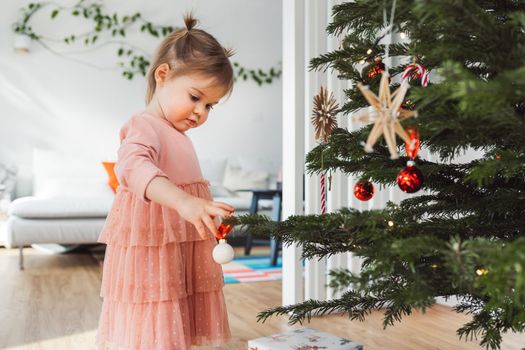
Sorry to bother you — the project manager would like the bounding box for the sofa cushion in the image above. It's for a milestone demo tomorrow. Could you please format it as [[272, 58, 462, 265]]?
[[212, 195, 273, 211], [9, 196, 113, 219], [0, 165, 6, 184], [200, 158, 227, 184], [235, 156, 279, 174], [209, 182, 237, 198], [32, 147, 111, 197], [102, 161, 119, 193], [0, 161, 17, 199], [222, 162, 269, 191]]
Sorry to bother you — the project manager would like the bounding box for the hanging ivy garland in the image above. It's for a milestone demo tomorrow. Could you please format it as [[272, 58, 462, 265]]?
[[12, 1, 282, 85]]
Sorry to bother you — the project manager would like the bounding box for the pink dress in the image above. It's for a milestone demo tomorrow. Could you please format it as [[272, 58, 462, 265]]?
[[95, 111, 231, 349]]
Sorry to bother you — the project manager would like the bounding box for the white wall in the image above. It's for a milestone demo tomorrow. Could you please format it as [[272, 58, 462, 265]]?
[[0, 0, 282, 197]]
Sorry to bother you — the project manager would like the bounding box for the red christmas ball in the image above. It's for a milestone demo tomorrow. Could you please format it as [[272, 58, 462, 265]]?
[[397, 164, 424, 193], [367, 57, 385, 78], [215, 213, 236, 240], [216, 222, 233, 240], [368, 64, 385, 78], [354, 180, 375, 201]]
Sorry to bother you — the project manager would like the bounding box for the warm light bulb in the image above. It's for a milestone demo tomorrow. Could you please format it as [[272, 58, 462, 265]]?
[[476, 268, 488, 276], [387, 220, 394, 227], [359, 59, 365, 65], [366, 48, 373, 55], [400, 32, 407, 39]]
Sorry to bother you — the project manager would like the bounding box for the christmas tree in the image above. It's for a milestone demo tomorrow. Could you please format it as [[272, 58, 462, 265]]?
[[226, 1, 525, 349]]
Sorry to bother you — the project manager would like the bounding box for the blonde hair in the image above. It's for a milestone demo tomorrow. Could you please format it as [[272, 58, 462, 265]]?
[[145, 13, 235, 104]]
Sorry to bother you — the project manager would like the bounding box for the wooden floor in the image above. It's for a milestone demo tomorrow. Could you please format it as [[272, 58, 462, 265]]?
[[0, 245, 523, 350]]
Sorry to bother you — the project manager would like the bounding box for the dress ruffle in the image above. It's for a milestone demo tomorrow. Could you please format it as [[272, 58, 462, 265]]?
[[97, 179, 212, 246], [96, 289, 231, 350], [96, 177, 232, 348], [100, 238, 225, 303]]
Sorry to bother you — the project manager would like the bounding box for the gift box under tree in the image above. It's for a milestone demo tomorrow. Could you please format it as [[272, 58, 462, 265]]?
[[248, 327, 363, 350]]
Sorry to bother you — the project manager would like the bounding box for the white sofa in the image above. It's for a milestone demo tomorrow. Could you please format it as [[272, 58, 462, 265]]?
[[6, 148, 279, 270]]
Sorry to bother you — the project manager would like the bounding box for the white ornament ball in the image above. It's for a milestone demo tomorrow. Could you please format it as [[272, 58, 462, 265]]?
[[213, 239, 234, 264]]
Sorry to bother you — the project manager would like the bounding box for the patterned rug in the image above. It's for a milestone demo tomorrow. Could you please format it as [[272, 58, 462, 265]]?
[[88, 245, 284, 284], [221, 255, 282, 283]]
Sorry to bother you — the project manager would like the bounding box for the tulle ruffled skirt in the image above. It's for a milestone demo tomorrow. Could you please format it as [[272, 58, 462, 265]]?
[[96, 288, 230, 349], [95, 182, 231, 349]]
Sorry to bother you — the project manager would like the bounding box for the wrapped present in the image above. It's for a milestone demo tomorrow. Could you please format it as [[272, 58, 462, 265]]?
[[248, 327, 363, 350]]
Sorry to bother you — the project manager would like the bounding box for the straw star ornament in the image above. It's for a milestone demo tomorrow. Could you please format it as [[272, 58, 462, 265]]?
[[354, 72, 418, 159], [311, 86, 339, 144]]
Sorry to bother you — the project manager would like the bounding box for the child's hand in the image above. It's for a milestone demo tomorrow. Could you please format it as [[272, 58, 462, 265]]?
[[176, 194, 235, 239]]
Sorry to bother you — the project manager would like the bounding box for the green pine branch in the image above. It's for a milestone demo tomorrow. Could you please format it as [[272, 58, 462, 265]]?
[[231, 1, 525, 348]]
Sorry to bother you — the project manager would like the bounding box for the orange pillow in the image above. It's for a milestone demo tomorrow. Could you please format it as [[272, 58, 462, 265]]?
[[102, 161, 119, 193]]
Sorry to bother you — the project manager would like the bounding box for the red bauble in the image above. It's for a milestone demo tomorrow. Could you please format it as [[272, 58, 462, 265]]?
[[216, 222, 233, 240], [405, 126, 420, 159], [215, 213, 236, 240], [367, 57, 385, 78], [354, 180, 375, 201], [397, 163, 423, 193]]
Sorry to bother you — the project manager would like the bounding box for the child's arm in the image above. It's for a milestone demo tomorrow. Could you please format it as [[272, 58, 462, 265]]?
[[145, 176, 234, 239], [114, 115, 234, 238]]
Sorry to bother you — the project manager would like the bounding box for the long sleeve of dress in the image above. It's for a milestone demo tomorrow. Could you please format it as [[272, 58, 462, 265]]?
[[114, 115, 169, 203]]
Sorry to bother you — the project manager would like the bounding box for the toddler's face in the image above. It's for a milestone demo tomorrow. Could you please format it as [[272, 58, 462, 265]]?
[[156, 70, 226, 133]]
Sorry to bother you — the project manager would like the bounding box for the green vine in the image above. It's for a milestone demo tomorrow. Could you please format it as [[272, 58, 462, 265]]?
[[12, 1, 282, 85]]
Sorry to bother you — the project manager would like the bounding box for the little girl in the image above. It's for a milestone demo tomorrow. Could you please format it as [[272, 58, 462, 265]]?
[[95, 13, 236, 350]]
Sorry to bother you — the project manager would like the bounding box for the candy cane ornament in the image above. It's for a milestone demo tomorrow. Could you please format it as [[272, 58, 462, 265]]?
[[401, 62, 430, 87], [320, 173, 326, 213]]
